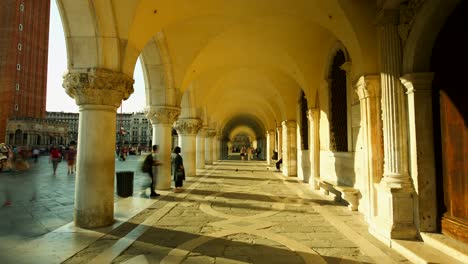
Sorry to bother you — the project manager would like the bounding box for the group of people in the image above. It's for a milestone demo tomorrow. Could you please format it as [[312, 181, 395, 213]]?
[[0, 144, 34, 172], [144, 145, 185, 197], [49, 143, 77, 176], [238, 146, 261, 161]]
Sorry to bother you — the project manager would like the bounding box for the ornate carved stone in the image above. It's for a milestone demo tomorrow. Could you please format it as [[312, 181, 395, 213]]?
[[355, 75, 381, 100], [62, 68, 134, 108], [197, 126, 208, 137], [206, 129, 217, 138], [144, 106, 181, 125], [398, 0, 426, 43], [174, 119, 202, 135]]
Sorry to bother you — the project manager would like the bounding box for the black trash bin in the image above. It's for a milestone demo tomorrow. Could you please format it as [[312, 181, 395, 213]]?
[[116, 171, 134, 197]]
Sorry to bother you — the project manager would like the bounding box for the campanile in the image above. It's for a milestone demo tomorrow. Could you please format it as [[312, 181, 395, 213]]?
[[0, 0, 50, 142]]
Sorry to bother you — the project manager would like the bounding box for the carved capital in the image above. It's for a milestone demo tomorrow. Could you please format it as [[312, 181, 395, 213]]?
[[307, 108, 319, 121], [197, 126, 208, 137], [206, 129, 217, 138], [281, 120, 296, 129], [174, 118, 202, 135], [144, 106, 180, 125], [400, 73, 434, 94], [355, 75, 381, 100], [62, 68, 134, 108], [376, 9, 400, 26]]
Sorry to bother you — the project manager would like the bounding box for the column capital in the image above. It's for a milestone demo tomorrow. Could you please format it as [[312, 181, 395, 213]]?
[[281, 120, 296, 128], [340, 61, 352, 73], [355, 75, 381, 100], [307, 108, 320, 120], [174, 118, 202, 135], [206, 129, 217, 138], [400, 72, 434, 94], [376, 9, 400, 26], [197, 126, 208, 137], [62, 68, 134, 108], [144, 106, 180, 125]]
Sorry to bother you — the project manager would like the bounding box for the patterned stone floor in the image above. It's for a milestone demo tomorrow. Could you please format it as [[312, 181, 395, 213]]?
[[60, 160, 410, 264]]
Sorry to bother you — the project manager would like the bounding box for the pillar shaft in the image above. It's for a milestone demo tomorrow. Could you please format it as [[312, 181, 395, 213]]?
[[401, 73, 437, 232], [307, 109, 320, 189], [63, 68, 134, 228], [266, 130, 274, 165], [146, 106, 180, 189], [276, 125, 282, 159], [356, 75, 383, 220], [75, 105, 116, 227], [196, 128, 207, 169], [379, 10, 410, 187], [205, 130, 216, 165], [282, 120, 297, 176], [371, 10, 417, 241], [174, 119, 202, 177]]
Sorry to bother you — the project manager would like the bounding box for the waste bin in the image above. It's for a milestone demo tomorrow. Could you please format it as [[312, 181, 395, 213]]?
[[116, 171, 134, 197]]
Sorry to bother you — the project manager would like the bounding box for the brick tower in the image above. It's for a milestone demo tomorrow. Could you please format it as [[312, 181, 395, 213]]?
[[0, 0, 50, 142]]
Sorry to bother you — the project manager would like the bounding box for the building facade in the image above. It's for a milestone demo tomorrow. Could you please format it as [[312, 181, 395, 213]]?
[[5, 117, 67, 147], [0, 0, 50, 142], [46, 111, 152, 149]]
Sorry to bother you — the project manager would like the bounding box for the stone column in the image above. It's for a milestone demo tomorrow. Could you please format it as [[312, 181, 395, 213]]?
[[266, 130, 275, 165], [145, 106, 180, 189], [281, 120, 297, 176], [276, 125, 282, 159], [174, 118, 202, 177], [205, 130, 216, 165], [355, 75, 383, 221], [213, 135, 219, 162], [373, 10, 417, 240], [401, 73, 437, 232], [63, 68, 134, 228], [307, 109, 320, 190], [196, 127, 207, 169]]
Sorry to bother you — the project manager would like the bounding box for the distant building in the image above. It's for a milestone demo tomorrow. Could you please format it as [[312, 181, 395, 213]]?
[[46, 112, 79, 142], [127, 112, 152, 147], [0, 0, 51, 142], [5, 117, 68, 147], [46, 111, 152, 148]]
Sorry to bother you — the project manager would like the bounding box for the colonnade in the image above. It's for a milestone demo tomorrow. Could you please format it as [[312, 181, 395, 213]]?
[[62, 18, 425, 245]]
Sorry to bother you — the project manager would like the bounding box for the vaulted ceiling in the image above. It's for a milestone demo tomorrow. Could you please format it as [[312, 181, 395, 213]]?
[[58, 0, 378, 139]]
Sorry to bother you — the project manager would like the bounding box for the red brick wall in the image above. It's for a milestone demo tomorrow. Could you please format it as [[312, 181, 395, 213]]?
[[0, 0, 50, 142]]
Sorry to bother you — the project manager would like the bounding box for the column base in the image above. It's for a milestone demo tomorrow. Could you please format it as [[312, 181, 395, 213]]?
[[74, 207, 114, 228], [370, 182, 418, 243], [156, 177, 172, 190]]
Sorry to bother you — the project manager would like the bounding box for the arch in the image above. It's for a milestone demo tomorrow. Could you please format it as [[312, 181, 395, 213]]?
[[328, 49, 349, 152], [403, 0, 462, 73]]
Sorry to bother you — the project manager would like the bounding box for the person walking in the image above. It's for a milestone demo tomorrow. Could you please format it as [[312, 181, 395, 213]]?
[[32, 148, 40, 163], [66, 143, 77, 175], [149, 145, 161, 197], [49, 145, 61, 176], [171, 146, 185, 193]]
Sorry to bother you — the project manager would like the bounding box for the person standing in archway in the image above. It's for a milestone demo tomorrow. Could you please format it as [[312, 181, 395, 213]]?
[[171, 146, 185, 193], [149, 145, 161, 197]]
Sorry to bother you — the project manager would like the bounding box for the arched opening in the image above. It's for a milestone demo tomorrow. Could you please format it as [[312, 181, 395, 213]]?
[[329, 50, 348, 152], [14, 129, 22, 146], [431, 0, 467, 242]]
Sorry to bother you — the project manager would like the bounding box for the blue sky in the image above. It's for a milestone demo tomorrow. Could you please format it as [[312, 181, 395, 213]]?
[[46, 1, 146, 113]]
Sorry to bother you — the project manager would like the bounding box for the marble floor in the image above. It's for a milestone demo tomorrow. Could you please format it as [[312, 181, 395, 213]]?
[[0, 157, 464, 263]]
